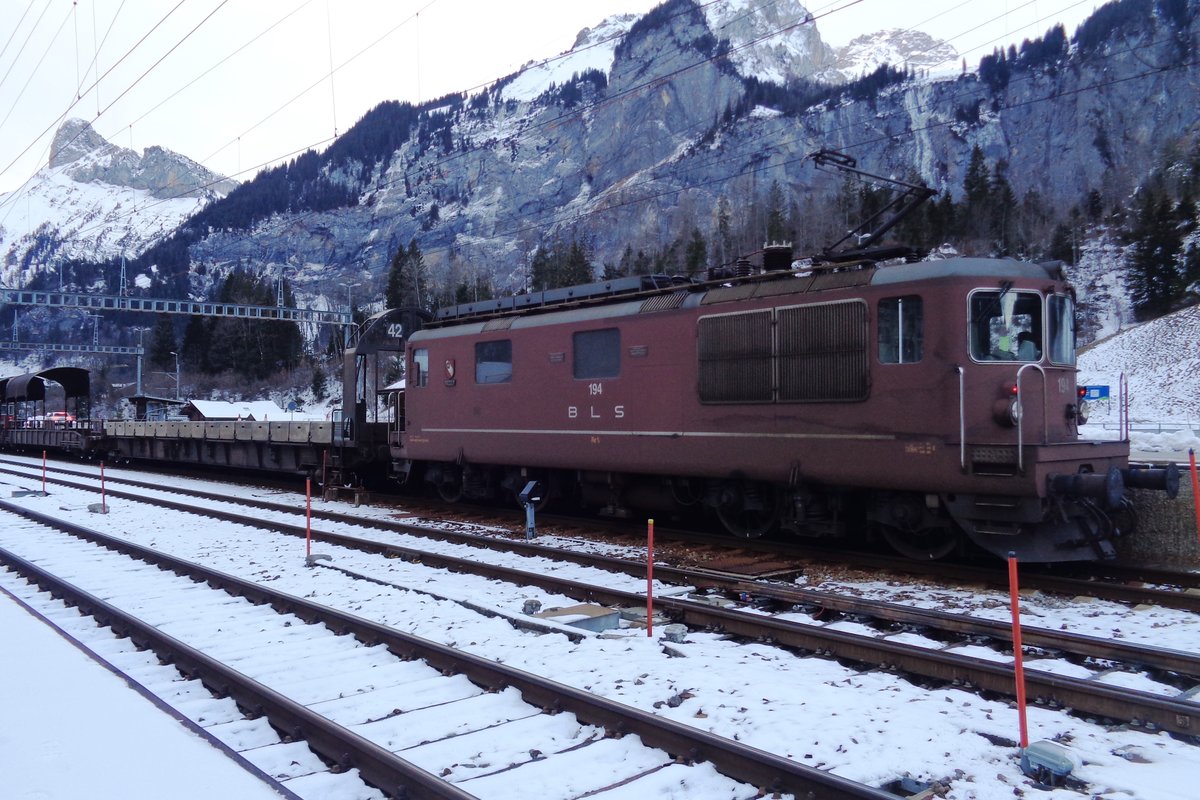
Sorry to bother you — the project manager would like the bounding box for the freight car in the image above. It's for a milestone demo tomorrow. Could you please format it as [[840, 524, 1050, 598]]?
[[361, 251, 1177, 562]]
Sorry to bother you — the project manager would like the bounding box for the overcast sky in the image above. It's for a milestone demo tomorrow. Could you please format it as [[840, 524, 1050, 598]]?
[[0, 0, 1103, 195]]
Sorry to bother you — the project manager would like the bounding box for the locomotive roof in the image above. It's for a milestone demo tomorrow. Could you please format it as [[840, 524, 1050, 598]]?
[[411, 257, 1067, 341], [871, 257, 1065, 284]]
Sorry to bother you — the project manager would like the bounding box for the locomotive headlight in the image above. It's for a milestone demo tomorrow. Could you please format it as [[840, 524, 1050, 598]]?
[[992, 396, 1023, 427], [1076, 399, 1090, 424]]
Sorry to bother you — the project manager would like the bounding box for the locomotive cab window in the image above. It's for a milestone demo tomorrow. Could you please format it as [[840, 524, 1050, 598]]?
[[475, 340, 513, 384], [411, 348, 429, 388], [573, 328, 620, 379], [1047, 294, 1076, 366], [969, 290, 1043, 362], [878, 296, 923, 364]]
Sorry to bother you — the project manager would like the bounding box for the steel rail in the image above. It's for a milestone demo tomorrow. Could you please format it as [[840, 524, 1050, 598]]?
[[4, 488, 1197, 739], [9, 458, 1200, 608], [0, 500, 896, 800], [0, 546, 479, 800], [6, 462, 1200, 679]]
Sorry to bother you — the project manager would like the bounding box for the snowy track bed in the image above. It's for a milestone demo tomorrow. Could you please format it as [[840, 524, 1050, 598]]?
[[0, 504, 885, 800], [2, 460, 1200, 798]]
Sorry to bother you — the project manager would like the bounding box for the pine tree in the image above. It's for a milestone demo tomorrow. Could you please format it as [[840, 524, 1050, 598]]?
[[765, 181, 788, 243], [1048, 223, 1075, 265], [989, 160, 1017, 254], [962, 145, 993, 244], [562, 239, 593, 286], [147, 316, 177, 373], [714, 195, 733, 267], [1125, 190, 1184, 320], [385, 239, 425, 309], [529, 242, 556, 291], [684, 227, 707, 276]]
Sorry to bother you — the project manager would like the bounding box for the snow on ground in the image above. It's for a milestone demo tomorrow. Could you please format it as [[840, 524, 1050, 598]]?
[[1078, 303, 1200, 459], [0, 588, 288, 800], [2, 461, 1199, 799]]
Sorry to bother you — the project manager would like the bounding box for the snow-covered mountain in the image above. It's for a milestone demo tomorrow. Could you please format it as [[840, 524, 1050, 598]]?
[[702, 0, 835, 84], [500, 15, 640, 103], [0, 119, 235, 288], [819, 28, 960, 82]]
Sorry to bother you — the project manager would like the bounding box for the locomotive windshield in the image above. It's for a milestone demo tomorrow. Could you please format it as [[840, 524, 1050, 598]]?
[[969, 289, 1043, 362]]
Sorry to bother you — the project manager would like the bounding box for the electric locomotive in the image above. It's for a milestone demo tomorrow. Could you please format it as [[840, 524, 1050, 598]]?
[[348, 250, 1176, 563]]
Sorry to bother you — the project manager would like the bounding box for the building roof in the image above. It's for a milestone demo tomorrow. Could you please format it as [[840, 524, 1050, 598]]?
[[184, 400, 284, 420]]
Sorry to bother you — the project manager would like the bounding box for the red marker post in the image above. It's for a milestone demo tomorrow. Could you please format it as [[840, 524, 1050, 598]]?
[[100, 461, 107, 513], [1008, 552, 1030, 749], [42, 450, 47, 494], [306, 477, 313, 558], [646, 519, 655, 637]]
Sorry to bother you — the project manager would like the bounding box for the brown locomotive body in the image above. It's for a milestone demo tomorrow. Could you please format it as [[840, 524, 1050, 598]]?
[[372, 256, 1176, 562]]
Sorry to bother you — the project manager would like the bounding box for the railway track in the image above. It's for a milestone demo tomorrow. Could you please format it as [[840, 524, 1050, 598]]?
[[0, 504, 889, 800], [3, 456, 1198, 741], [6, 455, 1200, 610]]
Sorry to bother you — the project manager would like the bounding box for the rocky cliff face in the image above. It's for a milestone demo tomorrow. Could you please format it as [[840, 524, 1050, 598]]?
[[702, 0, 835, 84], [12, 1, 1199, 324], [205, 0, 1190, 305]]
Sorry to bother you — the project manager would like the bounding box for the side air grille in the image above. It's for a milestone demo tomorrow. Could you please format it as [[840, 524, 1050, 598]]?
[[777, 301, 868, 402], [698, 310, 773, 403]]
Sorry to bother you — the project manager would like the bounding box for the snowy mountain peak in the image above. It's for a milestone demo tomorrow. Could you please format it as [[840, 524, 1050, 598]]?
[[0, 120, 238, 286], [571, 13, 640, 51], [820, 28, 960, 83], [47, 118, 237, 200], [49, 118, 116, 168], [702, 0, 835, 84]]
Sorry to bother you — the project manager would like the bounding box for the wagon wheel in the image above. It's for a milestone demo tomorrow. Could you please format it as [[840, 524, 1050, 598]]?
[[715, 481, 781, 539], [880, 525, 958, 560]]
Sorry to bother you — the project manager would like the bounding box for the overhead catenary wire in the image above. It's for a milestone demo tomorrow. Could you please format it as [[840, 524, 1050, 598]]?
[[2, 0, 1170, 291], [0, 0, 190, 192], [0, 0, 53, 96], [0, 1, 74, 134], [21, 0, 1159, 271]]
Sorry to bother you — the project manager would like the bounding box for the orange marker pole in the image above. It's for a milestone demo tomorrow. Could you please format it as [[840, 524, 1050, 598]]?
[[1008, 552, 1030, 749], [646, 518, 655, 637], [306, 477, 312, 558], [1190, 449, 1199, 547], [42, 450, 47, 494]]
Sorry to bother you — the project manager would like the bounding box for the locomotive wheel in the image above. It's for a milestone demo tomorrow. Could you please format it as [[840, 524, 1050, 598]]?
[[880, 525, 958, 560], [435, 468, 464, 503], [715, 481, 781, 539]]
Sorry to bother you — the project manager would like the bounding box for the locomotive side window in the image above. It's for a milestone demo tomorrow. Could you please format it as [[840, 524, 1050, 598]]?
[[412, 349, 429, 388], [1047, 294, 1076, 366], [573, 328, 620, 379], [878, 296, 923, 364], [969, 290, 1043, 361], [475, 339, 513, 384]]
